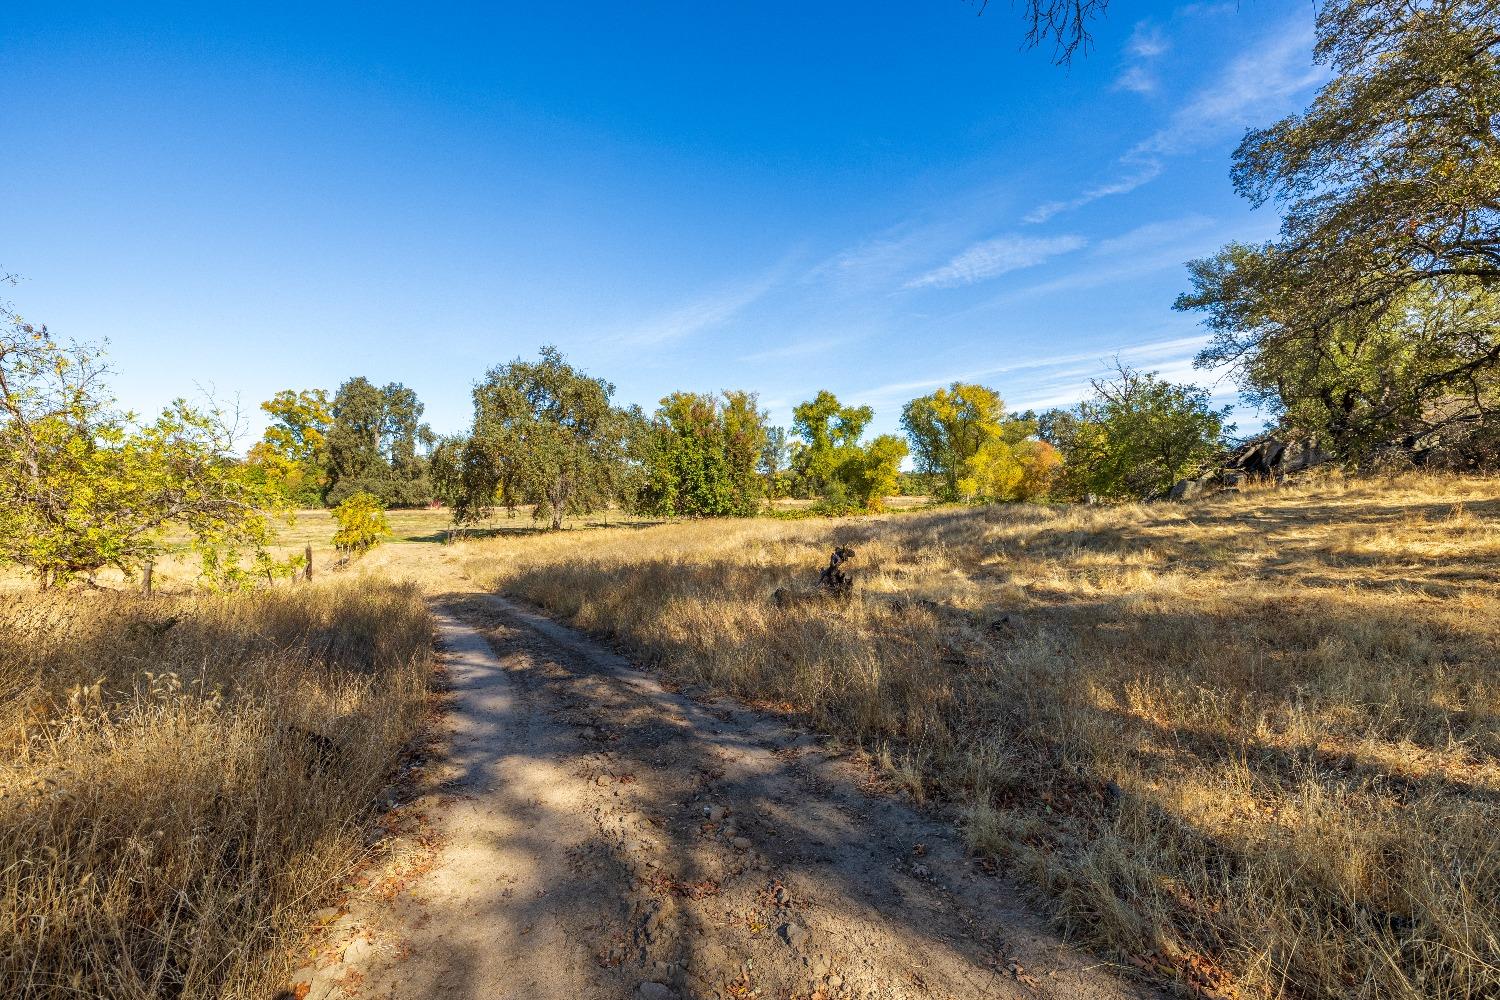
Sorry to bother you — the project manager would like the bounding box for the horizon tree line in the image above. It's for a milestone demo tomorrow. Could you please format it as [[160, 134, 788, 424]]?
[[242, 343, 1236, 529]]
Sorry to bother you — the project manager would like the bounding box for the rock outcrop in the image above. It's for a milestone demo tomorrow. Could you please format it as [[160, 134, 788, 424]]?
[[1166, 433, 1332, 501]]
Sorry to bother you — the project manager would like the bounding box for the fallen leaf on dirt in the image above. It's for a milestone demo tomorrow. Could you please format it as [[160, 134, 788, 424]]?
[[1007, 960, 1041, 988]]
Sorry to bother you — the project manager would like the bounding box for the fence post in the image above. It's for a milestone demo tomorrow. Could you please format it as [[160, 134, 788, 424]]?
[[304, 544, 313, 583], [141, 560, 154, 598]]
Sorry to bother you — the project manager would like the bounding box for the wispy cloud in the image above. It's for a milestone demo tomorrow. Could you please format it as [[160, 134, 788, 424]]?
[[1128, 22, 1171, 59], [1114, 65, 1159, 95], [1133, 20, 1325, 159], [848, 334, 1212, 410], [1024, 165, 1163, 224], [1029, 15, 1325, 223], [612, 264, 785, 347], [1092, 213, 1215, 256], [1114, 21, 1171, 94], [996, 215, 1220, 303], [904, 234, 1086, 289], [738, 334, 860, 363]]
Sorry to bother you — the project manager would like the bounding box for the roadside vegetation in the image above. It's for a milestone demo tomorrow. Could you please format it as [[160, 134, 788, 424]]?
[[0, 579, 434, 999], [463, 472, 1499, 1000]]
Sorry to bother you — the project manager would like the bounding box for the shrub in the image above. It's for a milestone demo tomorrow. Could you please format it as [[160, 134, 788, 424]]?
[[331, 490, 390, 556]]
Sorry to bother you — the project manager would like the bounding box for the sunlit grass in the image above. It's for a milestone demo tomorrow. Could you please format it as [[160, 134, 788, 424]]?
[[0, 579, 434, 999], [454, 470, 1500, 1000]]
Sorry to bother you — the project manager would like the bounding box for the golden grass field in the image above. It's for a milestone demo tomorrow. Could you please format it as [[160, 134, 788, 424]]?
[[2, 474, 1496, 999], [0, 580, 433, 999], [452, 473, 1500, 1000]]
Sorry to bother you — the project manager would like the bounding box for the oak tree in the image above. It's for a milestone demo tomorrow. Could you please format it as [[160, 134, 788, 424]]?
[[463, 347, 635, 530], [1179, 0, 1500, 462]]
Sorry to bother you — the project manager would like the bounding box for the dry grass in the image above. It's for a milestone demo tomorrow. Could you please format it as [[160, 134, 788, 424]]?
[[0, 504, 654, 596], [0, 578, 434, 999], [458, 472, 1500, 1000]]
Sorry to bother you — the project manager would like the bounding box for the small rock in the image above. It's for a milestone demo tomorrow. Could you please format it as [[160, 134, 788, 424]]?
[[637, 982, 675, 1000], [313, 907, 339, 923], [707, 805, 727, 823], [774, 886, 790, 905], [731, 837, 752, 851], [912, 864, 931, 878], [341, 936, 375, 964], [779, 922, 810, 951], [597, 775, 611, 786]]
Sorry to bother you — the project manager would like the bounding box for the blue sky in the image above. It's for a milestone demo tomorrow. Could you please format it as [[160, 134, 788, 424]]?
[[2, 1, 1326, 444]]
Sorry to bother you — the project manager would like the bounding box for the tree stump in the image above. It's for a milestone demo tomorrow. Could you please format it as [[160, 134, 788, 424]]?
[[818, 546, 856, 598]]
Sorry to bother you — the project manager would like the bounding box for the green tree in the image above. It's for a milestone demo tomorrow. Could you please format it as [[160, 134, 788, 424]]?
[[636, 391, 770, 517], [0, 303, 291, 588], [428, 433, 488, 527], [1040, 364, 1231, 501], [789, 391, 907, 511], [248, 388, 331, 506], [330, 490, 390, 556], [324, 377, 432, 506], [790, 391, 874, 498], [1177, 0, 1500, 461], [460, 346, 634, 530]]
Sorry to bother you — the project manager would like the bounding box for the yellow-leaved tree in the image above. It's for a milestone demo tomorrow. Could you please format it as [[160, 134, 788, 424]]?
[[247, 388, 332, 506], [331, 491, 391, 556], [902, 383, 1059, 503], [0, 294, 295, 589]]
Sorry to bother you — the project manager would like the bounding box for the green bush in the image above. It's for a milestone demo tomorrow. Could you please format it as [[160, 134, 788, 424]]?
[[331, 491, 390, 556]]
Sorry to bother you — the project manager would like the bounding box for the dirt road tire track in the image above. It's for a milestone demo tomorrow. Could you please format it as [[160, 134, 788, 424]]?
[[306, 596, 1156, 1000]]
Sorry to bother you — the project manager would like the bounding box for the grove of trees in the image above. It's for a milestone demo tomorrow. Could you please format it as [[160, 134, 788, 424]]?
[[1039, 365, 1232, 501], [635, 391, 770, 518], [902, 383, 1059, 503], [788, 391, 909, 512]]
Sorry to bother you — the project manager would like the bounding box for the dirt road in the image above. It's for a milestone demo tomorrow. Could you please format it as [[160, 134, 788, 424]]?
[[295, 595, 1154, 1000]]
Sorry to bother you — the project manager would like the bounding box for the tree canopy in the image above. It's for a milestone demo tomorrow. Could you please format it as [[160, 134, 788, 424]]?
[[635, 390, 770, 517], [1179, 0, 1500, 463], [456, 346, 636, 530], [323, 377, 432, 506], [790, 390, 907, 511], [1040, 364, 1232, 501], [0, 301, 290, 588], [901, 382, 1058, 502], [248, 388, 331, 506]]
